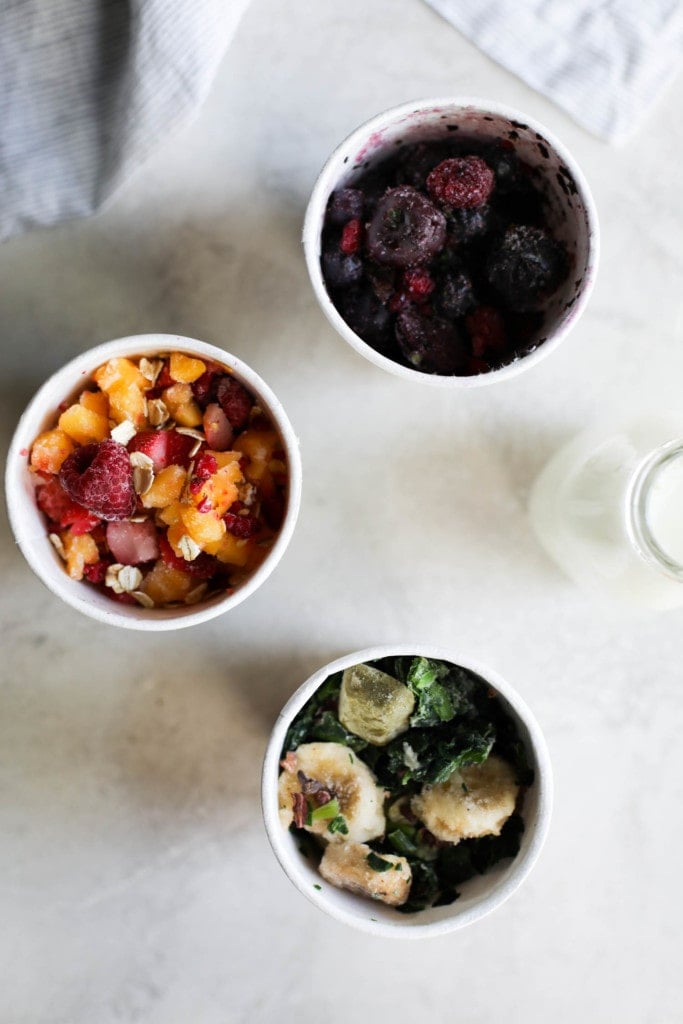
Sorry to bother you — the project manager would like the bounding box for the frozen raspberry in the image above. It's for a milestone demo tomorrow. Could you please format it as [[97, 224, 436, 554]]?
[[191, 366, 220, 407], [59, 441, 136, 521], [224, 511, 260, 538], [83, 560, 111, 584], [403, 269, 435, 302], [216, 375, 253, 430], [340, 219, 362, 255], [427, 157, 494, 209], [365, 186, 446, 268], [158, 535, 217, 579], [327, 188, 364, 225], [465, 306, 507, 355], [395, 308, 467, 374], [194, 452, 218, 479], [486, 225, 568, 310]]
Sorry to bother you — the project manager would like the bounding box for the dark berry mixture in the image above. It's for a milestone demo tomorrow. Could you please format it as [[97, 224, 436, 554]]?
[[321, 138, 569, 376]]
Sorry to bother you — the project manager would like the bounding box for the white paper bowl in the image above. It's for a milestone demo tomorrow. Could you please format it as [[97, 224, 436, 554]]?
[[5, 334, 302, 630], [303, 97, 599, 387], [262, 644, 552, 938]]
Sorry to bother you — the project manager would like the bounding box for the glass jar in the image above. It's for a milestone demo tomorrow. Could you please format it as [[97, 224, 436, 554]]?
[[529, 413, 683, 609]]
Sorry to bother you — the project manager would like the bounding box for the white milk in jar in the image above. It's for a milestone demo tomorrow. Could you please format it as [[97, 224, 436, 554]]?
[[529, 414, 683, 609]]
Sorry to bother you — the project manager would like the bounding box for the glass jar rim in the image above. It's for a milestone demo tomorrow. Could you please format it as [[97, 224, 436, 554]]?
[[627, 438, 683, 582]]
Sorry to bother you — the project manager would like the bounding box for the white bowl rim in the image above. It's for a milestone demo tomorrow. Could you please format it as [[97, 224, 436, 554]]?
[[303, 95, 600, 389], [5, 333, 303, 631], [262, 642, 553, 938]]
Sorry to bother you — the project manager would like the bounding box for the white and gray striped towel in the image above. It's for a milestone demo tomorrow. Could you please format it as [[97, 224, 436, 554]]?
[[1, 0, 682, 240], [0, 0, 250, 241], [425, 0, 683, 142]]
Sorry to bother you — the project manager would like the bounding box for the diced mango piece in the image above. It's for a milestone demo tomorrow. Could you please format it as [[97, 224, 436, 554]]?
[[58, 403, 110, 444], [139, 560, 195, 604], [233, 429, 279, 483], [180, 506, 226, 549], [212, 450, 241, 468], [158, 501, 184, 527], [162, 384, 202, 427], [93, 357, 147, 393], [195, 461, 243, 517], [141, 465, 187, 508], [169, 353, 206, 384], [62, 530, 99, 580], [30, 429, 75, 474], [79, 390, 109, 416], [107, 379, 147, 427], [214, 532, 251, 566]]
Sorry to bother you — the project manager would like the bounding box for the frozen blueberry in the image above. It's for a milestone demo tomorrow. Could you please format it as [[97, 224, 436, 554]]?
[[365, 186, 447, 268], [395, 142, 451, 189], [322, 248, 363, 289], [395, 308, 467, 374], [449, 206, 496, 244], [327, 188, 365, 226], [486, 225, 568, 310], [337, 286, 393, 349], [436, 269, 476, 318]]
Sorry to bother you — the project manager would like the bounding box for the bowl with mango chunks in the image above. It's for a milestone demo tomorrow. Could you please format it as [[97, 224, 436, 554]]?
[[262, 645, 552, 936]]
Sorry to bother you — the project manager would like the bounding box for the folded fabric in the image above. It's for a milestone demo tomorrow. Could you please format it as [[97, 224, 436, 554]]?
[[0, 0, 250, 241], [424, 0, 683, 141]]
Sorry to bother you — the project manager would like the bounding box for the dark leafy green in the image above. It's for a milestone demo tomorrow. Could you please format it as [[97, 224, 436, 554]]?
[[282, 655, 534, 914]]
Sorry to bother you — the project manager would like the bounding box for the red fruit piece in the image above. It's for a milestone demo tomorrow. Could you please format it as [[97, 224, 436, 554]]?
[[127, 430, 196, 472], [194, 452, 218, 479], [340, 218, 362, 255], [59, 441, 136, 521], [191, 362, 222, 408], [158, 535, 218, 579], [223, 511, 260, 539], [403, 269, 435, 302], [106, 520, 160, 565], [83, 559, 112, 584], [216, 376, 253, 430], [465, 306, 506, 355], [203, 403, 234, 451], [427, 157, 495, 209], [36, 479, 101, 534]]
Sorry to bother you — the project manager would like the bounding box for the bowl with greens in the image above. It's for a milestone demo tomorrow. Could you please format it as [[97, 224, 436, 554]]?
[[262, 645, 552, 937]]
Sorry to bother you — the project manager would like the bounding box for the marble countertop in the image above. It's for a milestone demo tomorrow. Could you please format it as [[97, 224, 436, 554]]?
[[2, 2, 682, 1021]]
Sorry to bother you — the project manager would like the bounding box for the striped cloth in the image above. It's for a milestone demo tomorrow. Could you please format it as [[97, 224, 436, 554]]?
[[425, 0, 683, 142], [0, 0, 249, 240]]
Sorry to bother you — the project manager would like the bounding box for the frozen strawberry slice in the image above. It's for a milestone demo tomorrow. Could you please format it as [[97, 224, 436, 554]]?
[[106, 520, 160, 565], [127, 430, 196, 472], [158, 535, 218, 579], [37, 479, 100, 534], [203, 403, 234, 451]]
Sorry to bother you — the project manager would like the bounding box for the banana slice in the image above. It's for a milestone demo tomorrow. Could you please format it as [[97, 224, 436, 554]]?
[[319, 841, 412, 907], [278, 742, 386, 843], [411, 755, 519, 843]]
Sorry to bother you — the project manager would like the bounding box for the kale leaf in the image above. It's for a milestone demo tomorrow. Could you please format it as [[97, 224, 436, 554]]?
[[381, 721, 496, 788]]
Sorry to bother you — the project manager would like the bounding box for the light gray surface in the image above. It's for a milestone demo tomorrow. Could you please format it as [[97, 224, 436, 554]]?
[[1, 1, 682, 1021]]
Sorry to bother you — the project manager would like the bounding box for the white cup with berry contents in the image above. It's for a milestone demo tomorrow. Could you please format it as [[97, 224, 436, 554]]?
[[304, 97, 599, 386], [6, 335, 302, 630]]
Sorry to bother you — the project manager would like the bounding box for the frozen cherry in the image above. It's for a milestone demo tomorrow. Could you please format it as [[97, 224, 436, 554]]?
[[486, 225, 568, 310], [365, 186, 446, 268], [395, 308, 467, 374]]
